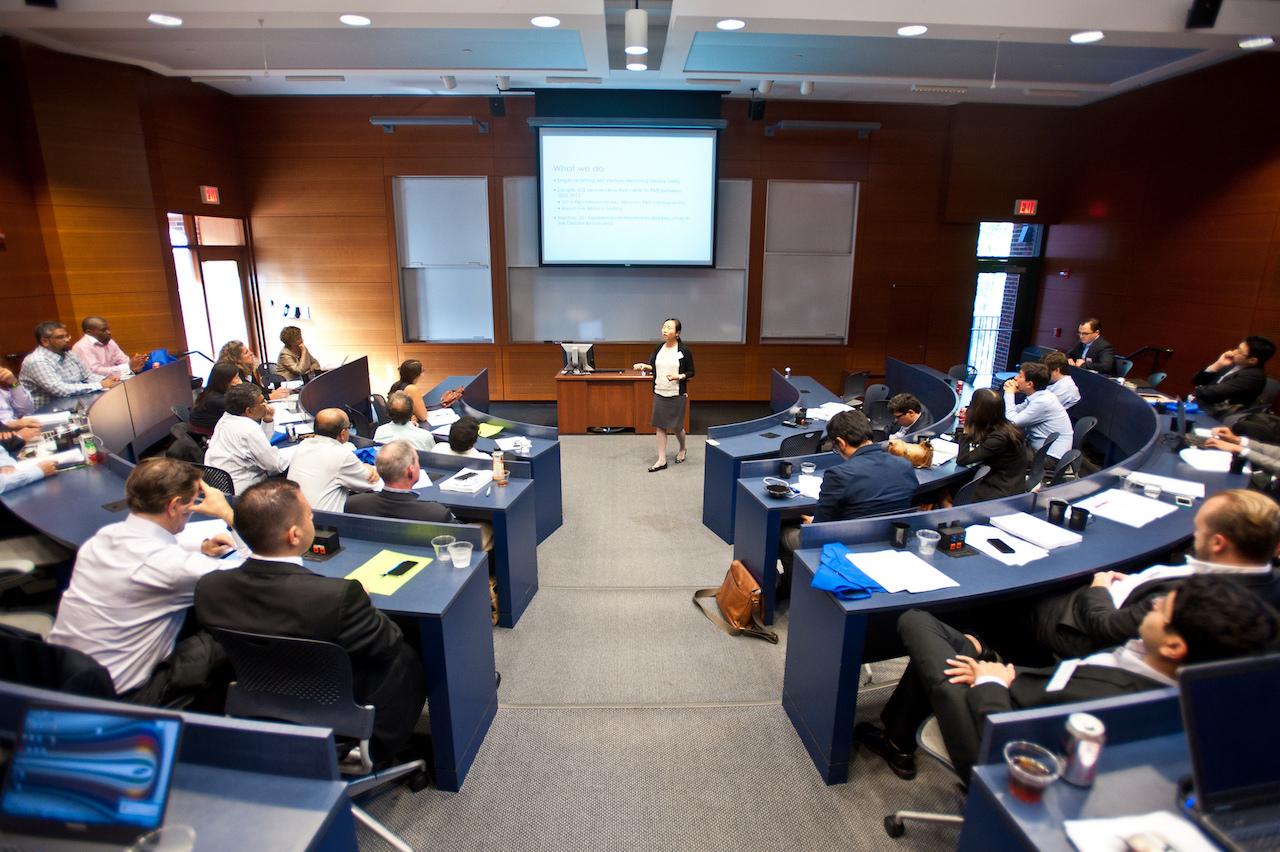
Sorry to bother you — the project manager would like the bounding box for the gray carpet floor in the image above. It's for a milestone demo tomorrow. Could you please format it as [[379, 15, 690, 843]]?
[[356, 434, 965, 851]]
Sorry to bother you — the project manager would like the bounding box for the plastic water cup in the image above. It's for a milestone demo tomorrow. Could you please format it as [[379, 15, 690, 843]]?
[[916, 529, 941, 556], [448, 541, 474, 567], [431, 535, 456, 561], [1003, 741, 1063, 803], [125, 825, 196, 852], [1143, 484, 1163, 500], [800, 462, 817, 476]]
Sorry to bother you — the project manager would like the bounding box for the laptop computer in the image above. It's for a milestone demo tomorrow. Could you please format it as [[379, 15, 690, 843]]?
[[1179, 652, 1280, 852], [0, 702, 184, 850]]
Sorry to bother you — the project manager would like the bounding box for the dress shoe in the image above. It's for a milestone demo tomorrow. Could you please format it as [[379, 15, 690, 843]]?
[[854, 722, 916, 780], [674, 451, 687, 464], [648, 463, 667, 472]]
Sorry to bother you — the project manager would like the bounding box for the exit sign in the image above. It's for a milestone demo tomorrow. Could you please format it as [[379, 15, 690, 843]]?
[[1015, 199, 1038, 216], [201, 185, 220, 205]]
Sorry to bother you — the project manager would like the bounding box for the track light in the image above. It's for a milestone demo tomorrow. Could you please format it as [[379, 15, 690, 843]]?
[[496, 75, 510, 91], [800, 80, 814, 95], [441, 75, 457, 90], [758, 80, 773, 95], [625, 3, 648, 56]]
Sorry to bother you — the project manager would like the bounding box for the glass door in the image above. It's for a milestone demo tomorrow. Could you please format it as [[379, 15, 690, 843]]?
[[167, 213, 256, 382], [967, 223, 1044, 383]]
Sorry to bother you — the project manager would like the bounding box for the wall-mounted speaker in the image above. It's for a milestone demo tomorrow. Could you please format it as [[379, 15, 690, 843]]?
[[748, 100, 765, 121], [489, 97, 506, 117], [1186, 0, 1222, 29]]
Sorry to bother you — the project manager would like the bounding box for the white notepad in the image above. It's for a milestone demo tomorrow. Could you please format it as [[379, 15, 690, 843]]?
[[989, 511, 1082, 550]]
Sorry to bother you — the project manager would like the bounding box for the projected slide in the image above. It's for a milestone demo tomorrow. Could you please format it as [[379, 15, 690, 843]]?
[[539, 127, 717, 266]]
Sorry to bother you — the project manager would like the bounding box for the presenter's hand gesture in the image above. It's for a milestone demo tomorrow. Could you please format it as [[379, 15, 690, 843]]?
[[632, 363, 649, 371]]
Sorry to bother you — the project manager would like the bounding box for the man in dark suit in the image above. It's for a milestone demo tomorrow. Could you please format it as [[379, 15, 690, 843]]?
[[1191, 334, 1274, 417], [856, 575, 1278, 783], [194, 478, 426, 763], [346, 440, 455, 523], [1066, 316, 1116, 374]]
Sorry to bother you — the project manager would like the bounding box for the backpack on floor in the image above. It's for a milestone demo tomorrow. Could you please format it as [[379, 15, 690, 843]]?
[[693, 560, 778, 644]]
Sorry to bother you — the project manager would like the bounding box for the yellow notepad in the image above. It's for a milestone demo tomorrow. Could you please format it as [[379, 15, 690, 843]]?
[[477, 422, 504, 438], [345, 549, 430, 596]]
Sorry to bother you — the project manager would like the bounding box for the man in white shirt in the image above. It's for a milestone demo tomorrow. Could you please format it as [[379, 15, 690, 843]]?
[[70, 316, 147, 378], [47, 458, 245, 704], [0, 444, 57, 495], [430, 415, 489, 460], [1039, 351, 1081, 411], [372, 391, 435, 451], [204, 382, 288, 494], [287, 408, 378, 512], [1003, 361, 1074, 462], [18, 321, 118, 408]]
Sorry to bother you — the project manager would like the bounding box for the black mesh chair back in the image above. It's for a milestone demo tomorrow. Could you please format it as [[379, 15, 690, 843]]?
[[1113, 357, 1133, 378], [841, 370, 870, 404], [864, 383, 890, 403], [1049, 449, 1083, 486], [1072, 416, 1098, 450], [1024, 432, 1059, 492], [191, 463, 234, 495], [952, 465, 991, 507], [171, 404, 192, 423], [1255, 377, 1280, 409], [947, 364, 978, 384], [1146, 372, 1167, 389], [779, 431, 823, 457], [863, 400, 897, 441], [370, 394, 389, 426], [343, 405, 373, 439], [211, 628, 375, 743]]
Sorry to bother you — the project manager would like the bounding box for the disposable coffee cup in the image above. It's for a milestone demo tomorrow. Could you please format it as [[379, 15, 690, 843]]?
[[890, 521, 911, 549], [1068, 507, 1090, 532], [779, 460, 793, 478], [1047, 500, 1068, 525]]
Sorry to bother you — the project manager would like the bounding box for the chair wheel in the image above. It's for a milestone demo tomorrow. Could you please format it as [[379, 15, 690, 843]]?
[[405, 768, 432, 793], [884, 815, 906, 838]]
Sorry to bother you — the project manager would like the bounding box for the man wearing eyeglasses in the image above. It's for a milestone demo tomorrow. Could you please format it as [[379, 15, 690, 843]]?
[[887, 393, 928, 439], [1066, 317, 1116, 375]]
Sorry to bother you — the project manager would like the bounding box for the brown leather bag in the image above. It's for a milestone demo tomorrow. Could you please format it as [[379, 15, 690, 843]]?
[[433, 387, 465, 409], [693, 560, 779, 643], [887, 437, 934, 469]]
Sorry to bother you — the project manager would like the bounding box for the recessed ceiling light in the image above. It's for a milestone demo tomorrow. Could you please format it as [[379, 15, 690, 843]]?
[[625, 46, 648, 55], [897, 25, 927, 37], [147, 13, 183, 26], [1240, 35, 1275, 49], [1070, 30, 1105, 44], [339, 14, 370, 26], [626, 61, 647, 71], [716, 19, 745, 31], [531, 15, 560, 28]]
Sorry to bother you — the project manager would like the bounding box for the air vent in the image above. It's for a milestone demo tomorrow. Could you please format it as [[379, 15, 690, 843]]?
[[912, 84, 968, 94], [286, 75, 345, 83], [1024, 88, 1081, 98], [686, 78, 740, 86], [189, 76, 253, 84], [546, 77, 603, 84]]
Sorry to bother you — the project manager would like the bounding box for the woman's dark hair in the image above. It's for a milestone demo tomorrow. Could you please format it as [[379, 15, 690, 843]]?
[[390, 359, 423, 395], [665, 317, 682, 337], [193, 363, 241, 412], [964, 387, 1025, 450]]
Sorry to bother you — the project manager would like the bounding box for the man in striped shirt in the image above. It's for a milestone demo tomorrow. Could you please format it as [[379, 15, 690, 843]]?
[[18, 321, 118, 408]]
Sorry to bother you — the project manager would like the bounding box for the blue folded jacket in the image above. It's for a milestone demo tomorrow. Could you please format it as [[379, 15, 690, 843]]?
[[810, 542, 888, 600]]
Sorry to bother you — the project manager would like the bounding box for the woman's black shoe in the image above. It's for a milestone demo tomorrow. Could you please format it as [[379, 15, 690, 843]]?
[[648, 463, 668, 472]]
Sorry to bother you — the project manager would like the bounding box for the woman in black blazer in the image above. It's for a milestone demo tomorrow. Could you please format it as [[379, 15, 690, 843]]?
[[632, 318, 695, 472], [956, 387, 1027, 500]]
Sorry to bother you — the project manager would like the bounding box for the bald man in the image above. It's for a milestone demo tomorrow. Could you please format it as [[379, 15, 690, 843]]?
[[286, 408, 379, 512]]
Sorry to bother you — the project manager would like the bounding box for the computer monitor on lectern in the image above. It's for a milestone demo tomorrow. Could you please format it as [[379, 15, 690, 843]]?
[[560, 342, 596, 375]]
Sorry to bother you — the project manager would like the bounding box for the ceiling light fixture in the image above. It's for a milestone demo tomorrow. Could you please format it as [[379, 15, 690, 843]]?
[[897, 25, 927, 37], [626, 61, 648, 71], [625, 2, 648, 55], [147, 13, 183, 26], [1239, 35, 1275, 49], [530, 15, 560, 28], [339, 14, 370, 26], [441, 75, 457, 89], [286, 75, 345, 82], [758, 80, 773, 95], [496, 75, 511, 91], [1069, 30, 1105, 44], [716, 19, 745, 31], [800, 81, 814, 95]]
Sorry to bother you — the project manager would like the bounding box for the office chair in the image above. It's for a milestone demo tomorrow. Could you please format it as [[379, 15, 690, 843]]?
[[1113, 357, 1133, 379], [1253, 377, 1280, 410], [884, 716, 965, 838], [1024, 432, 1059, 492], [190, 463, 234, 496], [171, 404, 192, 423], [370, 393, 389, 426], [0, 624, 116, 698], [864, 383, 890, 404], [1048, 449, 1083, 486], [1146, 372, 1167, 390], [344, 405, 373, 439], [863, 400, 897, 441], [1071, 416, 1097, 451], [779, 431, 823, 457], [212, 629, 427, 852], [947, 364, 978, 385], [841, 370, 870, 404], [951, 466, 990, 507]]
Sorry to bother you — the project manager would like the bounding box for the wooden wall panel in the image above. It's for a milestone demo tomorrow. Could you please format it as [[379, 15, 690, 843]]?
[[47, 207, 170, 295], [395, 345, 502, 397], [155, 138, 245, 217], [252, 217, 393, 283], [248, 157, 385, 218], [38, 129, 154, 210], [237, 97, 385, 159]]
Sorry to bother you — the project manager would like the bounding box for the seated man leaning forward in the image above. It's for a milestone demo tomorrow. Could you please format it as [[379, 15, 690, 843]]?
[[887, 393, 928, 440], [18, 320, 118, 408], [287, 408, 378, 513], [373, 391, 436, 451], [1003, 360, 1074, 464], [204, 382, 287, 495], [347, 440, 454, 523], [194, 479, 427, 763], [856, 575, 1279, 784], [430, 415, 489, 460], [778, 410, 917, 596], [47, 458, 243, 704]]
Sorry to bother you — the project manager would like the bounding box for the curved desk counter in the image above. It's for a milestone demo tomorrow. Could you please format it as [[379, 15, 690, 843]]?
[[703, 360, 960, 544]]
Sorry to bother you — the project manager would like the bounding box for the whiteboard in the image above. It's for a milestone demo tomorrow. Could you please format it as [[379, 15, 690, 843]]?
[[395, 177, 491, 267]]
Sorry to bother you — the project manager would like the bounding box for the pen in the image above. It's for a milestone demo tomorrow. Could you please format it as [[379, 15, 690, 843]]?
[[485, 486, 492, 497]]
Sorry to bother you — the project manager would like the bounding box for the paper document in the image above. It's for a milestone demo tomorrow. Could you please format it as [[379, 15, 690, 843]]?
[[793, 473, 823, 499], [1074, 488, 1177, 528], [1179, 447, 1233, 472], [427, 409, 460, 428], [477, 422, 503, 438], [806, 402, 854, 422], [1123, 472, 1205, 499], [30, 411, 71, 428], [930, 437, 960, 465], [965, 524, 1048, 566], [439, 467, 493, 493], [1063, 810, 1218, 852], [1107, 565, 1195, 607], [847, 549, 959, 594], [494, 437, 524, 452], [271, 409, 311, 425], [280, 379, 303, 389], [989, 512, 1082, 549], [16, 448, 84, 473], [345, 549, 431, 597]]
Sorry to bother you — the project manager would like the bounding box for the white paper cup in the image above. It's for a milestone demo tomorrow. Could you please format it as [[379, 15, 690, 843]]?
[[449, 541, 474, 567]]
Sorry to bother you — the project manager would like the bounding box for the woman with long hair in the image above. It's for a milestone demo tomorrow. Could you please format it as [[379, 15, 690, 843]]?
[[633, 318, 695, 472], [390, 359, 430, 422], [217, 340, 288, 400], [956, 387, 1028, 500], [189, 362, 242, 435]]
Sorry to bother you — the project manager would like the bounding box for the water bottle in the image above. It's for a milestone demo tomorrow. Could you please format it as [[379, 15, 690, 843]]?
[[784, 367, 792, 381]]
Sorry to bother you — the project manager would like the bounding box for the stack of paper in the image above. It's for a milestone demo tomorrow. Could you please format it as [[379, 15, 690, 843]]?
[[1073, 488, 1178, 529], [1123, 473, 1204, 499], [807, 402, 855, 422], [990, 511, 1083, 549], [793, 473, 823, 499], [15, 448, 84, 474], [1063, 810, 1218, 852], [427, 408, 460, 428], [964, 524, 1048, 566], [846, 550, 959, 594], [30, 411, 71, 428], [1179, 447, 1233, 472], [929, 437, 960, 465], [439, 467, 493, 493]]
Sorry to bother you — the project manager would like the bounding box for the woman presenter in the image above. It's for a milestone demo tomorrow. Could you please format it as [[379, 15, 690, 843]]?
[[633, 318, 695, 472]]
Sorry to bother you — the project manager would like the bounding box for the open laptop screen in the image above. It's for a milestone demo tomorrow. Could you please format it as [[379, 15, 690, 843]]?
[[1, 703, 183, 843], [1180, 653, 1280, 812]]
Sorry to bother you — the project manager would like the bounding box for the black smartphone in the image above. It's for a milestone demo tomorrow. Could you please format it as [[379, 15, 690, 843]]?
[[987, 538, 1015, 554], [385, 560, 417, 577], [455, 471, 478, 481]]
